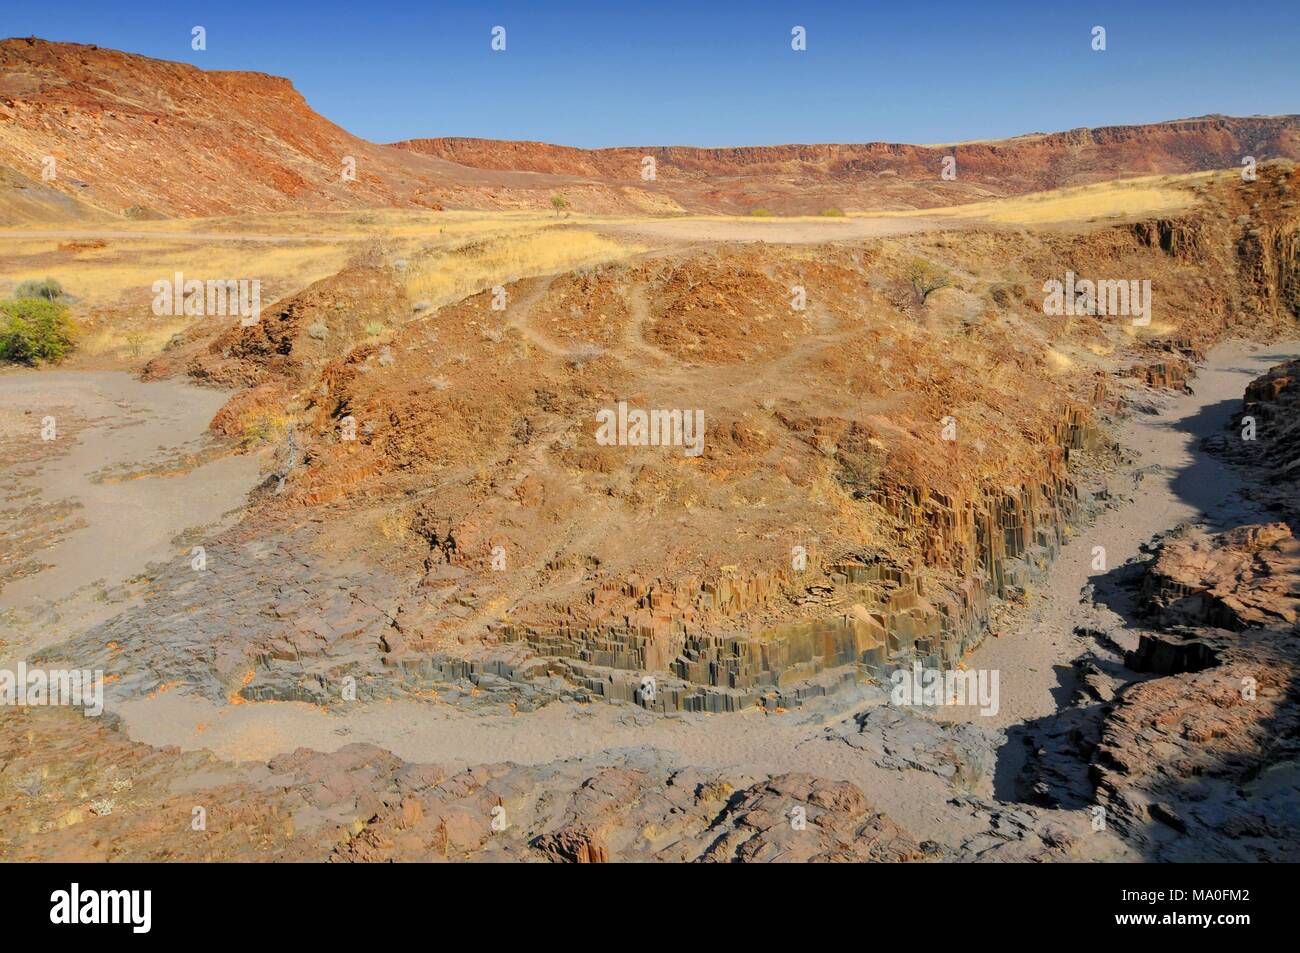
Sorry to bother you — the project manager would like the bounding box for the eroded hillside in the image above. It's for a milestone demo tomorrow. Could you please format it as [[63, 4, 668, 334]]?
[[0, 38, 677, 221], [24, 163, 1293, 722], [398, 116, 1300, 214]]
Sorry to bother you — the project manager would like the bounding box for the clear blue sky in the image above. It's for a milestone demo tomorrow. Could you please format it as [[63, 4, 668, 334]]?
[[7, 0, 1298, 148]]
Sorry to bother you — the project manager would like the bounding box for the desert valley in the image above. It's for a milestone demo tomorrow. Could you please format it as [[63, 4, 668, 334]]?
[[0, 32, 1297, 871]]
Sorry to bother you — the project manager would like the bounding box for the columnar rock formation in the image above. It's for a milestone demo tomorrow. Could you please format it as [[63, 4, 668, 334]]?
[[493, 402, 1100, 713]]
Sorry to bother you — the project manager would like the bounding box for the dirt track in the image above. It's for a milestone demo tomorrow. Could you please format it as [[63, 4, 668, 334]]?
[[596, 215, 942, 245], [0, 214, 945, 250]]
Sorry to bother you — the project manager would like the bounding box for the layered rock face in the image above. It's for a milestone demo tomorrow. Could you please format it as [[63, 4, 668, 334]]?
[[401, 119, 1300, 184], [397, 116, 1300, 214], [1143, 523, 1299, 630], [0, 38, 446, 217], [1093, 524, 1300, 861]]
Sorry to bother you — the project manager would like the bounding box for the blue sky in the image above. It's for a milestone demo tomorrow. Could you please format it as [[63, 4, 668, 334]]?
[[7, 1, 1298, 148]]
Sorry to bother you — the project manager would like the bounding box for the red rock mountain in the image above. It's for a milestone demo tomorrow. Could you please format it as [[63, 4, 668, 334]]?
[[398, 118, 1300, 201], [0, 37, 600, 221], [2, 36, 1298, 222]]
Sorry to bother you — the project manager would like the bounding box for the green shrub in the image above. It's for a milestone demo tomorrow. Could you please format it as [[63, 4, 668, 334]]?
[[819, 207, 846, 217], [13, 277, 65, 302], [749, 207, 774, 217], [1, 297, 76, 364]]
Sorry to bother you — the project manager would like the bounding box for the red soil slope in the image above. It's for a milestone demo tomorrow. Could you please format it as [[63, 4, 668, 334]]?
[[0, 38, 615, 220]]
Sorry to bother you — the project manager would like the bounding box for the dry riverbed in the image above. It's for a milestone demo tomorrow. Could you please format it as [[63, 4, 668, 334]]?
[[2, 342, 1293, 858], [0, 370, 260, 664]]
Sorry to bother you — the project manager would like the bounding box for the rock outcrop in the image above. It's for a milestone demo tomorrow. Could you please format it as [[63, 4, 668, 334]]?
[[1218, 359, 1300, 520], [1143, 523, 1299, 630], [0, 707, 926, 863], [48, 165, 1299, 718], [1031, 523, 1300, 862]]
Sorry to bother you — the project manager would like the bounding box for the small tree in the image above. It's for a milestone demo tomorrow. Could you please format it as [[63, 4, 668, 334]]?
[[905, 258, 951, 306], [550, 194, 569, 217]]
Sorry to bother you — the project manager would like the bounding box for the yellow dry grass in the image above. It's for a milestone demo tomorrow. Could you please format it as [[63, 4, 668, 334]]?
[[78, 318, 192, 358], [0, 238, 351, 310], [1044, 348, 1075, 373], [403, 226, 645, 307], [1, 211, 652, 361], [871, 173, 1212, 226], [0, 174, 1216, 367], [1, 210, 651, 310]]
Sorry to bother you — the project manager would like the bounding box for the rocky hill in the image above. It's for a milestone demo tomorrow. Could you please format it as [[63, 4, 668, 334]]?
[[0, 37, 654, 221], [399, 115, 1300, 213], [36, 162, 1292, 719]]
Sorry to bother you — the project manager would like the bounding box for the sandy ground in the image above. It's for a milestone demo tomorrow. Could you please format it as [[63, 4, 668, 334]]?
[[0, 370, 261, 663]]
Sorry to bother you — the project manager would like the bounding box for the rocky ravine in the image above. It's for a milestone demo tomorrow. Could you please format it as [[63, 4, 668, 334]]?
[[3, 166, 1298, 862], [1013, 354, 1300, 862], [4, 344, 1297, 862]]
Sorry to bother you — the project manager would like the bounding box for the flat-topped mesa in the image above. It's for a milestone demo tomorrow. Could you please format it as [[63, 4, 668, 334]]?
[[6, 38, 1300, 220], [394, 116, 1300, 190]]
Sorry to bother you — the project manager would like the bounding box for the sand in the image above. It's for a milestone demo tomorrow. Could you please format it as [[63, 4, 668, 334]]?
[[0, 370, 261, 663]]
